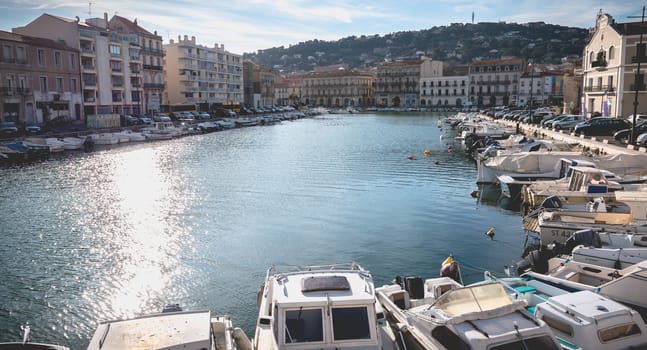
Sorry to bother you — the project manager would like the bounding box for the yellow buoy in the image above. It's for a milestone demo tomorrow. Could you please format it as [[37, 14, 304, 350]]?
[[424, 149, 431, 156], [440, 135, 444, 141], [485, 227, 495, 240]]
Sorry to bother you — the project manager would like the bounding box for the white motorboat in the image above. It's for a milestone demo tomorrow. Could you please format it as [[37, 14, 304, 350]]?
[[87, 307, 250, 350], [484, 272, 647, 350], [58, 137, 85, 150], [376, 278, 561, 350], [525, 259, 647, 311], [253, 262, 398, 350], [571, 245, 647, 269], [88, 133, 119, 145], [216, 119, 236, 129], [115, 130, 146, 142], [25, 137, 65, 152], [477, 151, 587, 184]]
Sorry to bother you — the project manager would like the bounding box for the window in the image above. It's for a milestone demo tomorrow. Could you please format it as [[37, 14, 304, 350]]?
[[599, 323, 641, 343], [71, 78, 77, 93], [3, 45, 12, 62], [70, 53, 76, 69], [54, 51, 61, 67], [39, 76, 47, 92], [110, 60, 122, 72], [16, 46, 25, 64], [608, 46, 615, 60], [38, 49, 45, 65], [109, 44, 121, 57], [284, 309, 323, 344], [638, 42, 646, 61], [608, 76, 613, 90], [56, 77, 63, 91], [332, 307, 370, 341], [541, 315, 573, 336]]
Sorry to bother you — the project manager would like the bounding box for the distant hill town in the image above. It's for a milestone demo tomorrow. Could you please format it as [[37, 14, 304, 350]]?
[[243, 22, 588, 73]]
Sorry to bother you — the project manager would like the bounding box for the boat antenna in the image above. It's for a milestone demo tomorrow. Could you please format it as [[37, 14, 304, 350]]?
[[514, 321, 530, 350]]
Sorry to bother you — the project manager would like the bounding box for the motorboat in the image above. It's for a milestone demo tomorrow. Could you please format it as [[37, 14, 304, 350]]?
[[524, 259, 647, 311], [87, 307, 250, 350], [477, 151, 587, 185], [58, 137, 85, 150], [0, 322, 70, 350], [253, 262, 398, 350], [376, 278, 561, 350], [87, 133, 119, 145], [484, 272, 647, 350], [216, 119, 236, 129], [114, 130, 146, 142], [25, 137, 65, 152]]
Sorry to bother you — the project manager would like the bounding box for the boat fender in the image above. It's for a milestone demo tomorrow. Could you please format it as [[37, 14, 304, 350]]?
[[232, 327, 253, 350]]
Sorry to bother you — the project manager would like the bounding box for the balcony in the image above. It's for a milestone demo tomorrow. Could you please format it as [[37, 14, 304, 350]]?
[[84, 96, 95, 103], [591, 59, 607, 69], [584, 85, 614, 93], [17, 88, 31, 95], [143, 64, 163, 71], [141, 47, 164, 56], [631, 55, 647, 64], [143, 83, 165, 89], [630, 84, 646, 91]]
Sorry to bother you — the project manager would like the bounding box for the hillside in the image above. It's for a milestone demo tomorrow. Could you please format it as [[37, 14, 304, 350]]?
[[243, 21, 588, 72]]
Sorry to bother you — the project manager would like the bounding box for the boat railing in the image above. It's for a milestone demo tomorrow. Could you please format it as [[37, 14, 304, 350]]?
[[267, 262, 365, 277]]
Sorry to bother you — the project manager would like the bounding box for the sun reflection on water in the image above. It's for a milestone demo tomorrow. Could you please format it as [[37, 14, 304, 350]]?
[[93, 146, 193, 318]]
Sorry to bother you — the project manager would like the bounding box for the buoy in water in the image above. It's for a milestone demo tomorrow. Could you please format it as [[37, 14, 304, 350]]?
[[424, 149, 431, 156], [485, 227, 495, 240], [434, 160, 440, 165], [407, 155, 415, 160], [440, 135, 444, 141], [470, 190, 479, 198]]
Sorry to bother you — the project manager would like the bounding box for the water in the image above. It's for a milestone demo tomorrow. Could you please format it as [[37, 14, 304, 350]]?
[[0, 113, 524, 348]]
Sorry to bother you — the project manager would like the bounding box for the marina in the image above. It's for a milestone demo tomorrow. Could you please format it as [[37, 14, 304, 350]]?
[[0, 112, 530, 348], [2, 111, 647, 349]]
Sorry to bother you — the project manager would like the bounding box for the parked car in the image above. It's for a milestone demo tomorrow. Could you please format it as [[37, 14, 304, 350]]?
[[544, 115, 569, 128], [541, 114, 563, 127], [613, 121, 647, 142], [573, 117, 632, 136], [625, 114, 647, 124], [215, 108, 236, 118], [138, 116, 153, 125], [153, 113, 172, 122], [0, 121, 19, 137], [552, 114, 584, 130], [124, 115, 141, 126], [636, 132, 647, 146]]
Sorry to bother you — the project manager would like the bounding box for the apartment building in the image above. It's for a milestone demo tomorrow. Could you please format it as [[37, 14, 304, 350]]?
[[420, 64, 470, 108], [243, 60, 277, 108], [14, 13, 142, 117], [301, 69, 374, 107], [164, 36, 243, 108], [1, 30, 81, 124], [275, 77, 303, 106], [582, 11, 647, 119], [108, 15, 164, 114], [375, 58, 441, 107], [469, 58, 524, 107]]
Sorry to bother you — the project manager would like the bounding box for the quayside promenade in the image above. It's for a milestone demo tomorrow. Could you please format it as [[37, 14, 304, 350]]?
[[491, 116, 647, 156]]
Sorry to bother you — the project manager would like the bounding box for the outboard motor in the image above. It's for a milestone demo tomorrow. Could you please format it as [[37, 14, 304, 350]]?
[[404, 276, 424, 299], [540, 195, 563, 209], [563, 229, 601, 253], [515, 249, 552, 275]]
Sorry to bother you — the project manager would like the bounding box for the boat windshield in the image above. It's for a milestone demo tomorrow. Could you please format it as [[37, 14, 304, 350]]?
[[489, 335, 560, 350], [284, 308, 323, 344], [332, 307, 371, 341], [433, 283, 511, 316]]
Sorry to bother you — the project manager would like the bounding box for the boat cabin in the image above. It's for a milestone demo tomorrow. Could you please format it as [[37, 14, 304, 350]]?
[[255, 266, 382, 350], [534, 291, 647, 350]]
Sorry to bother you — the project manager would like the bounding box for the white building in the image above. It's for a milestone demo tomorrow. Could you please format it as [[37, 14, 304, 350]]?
[[164, 36, 243, 108], [420, 64, 470, 108]]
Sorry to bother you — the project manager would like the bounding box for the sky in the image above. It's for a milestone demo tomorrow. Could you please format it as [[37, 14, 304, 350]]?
[[0, 0, 644, 54]]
